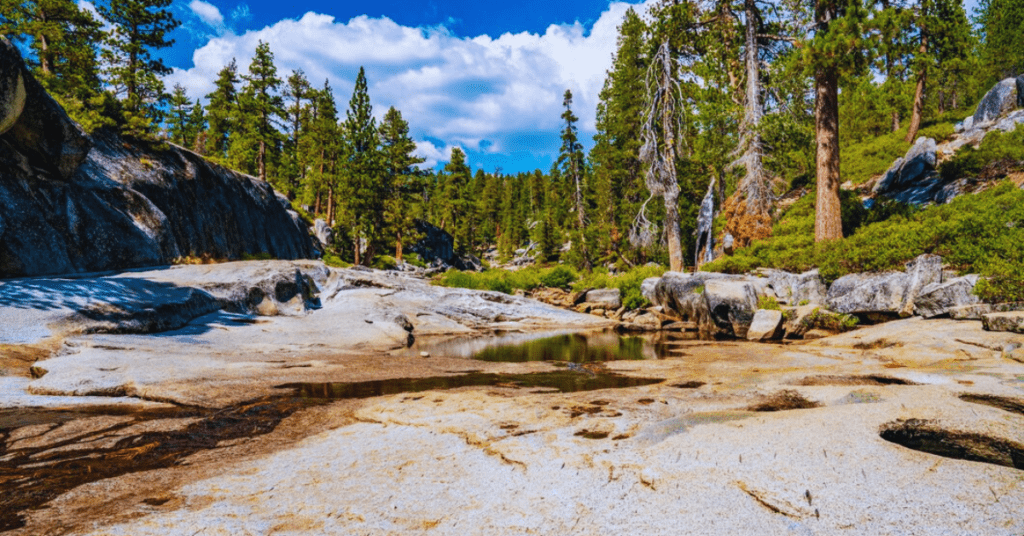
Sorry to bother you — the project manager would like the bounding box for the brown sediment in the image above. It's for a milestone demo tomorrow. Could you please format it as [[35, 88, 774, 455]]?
[[0, 397, 320, 531], [574, 430, 610, 440], [746, 390, 822, 412], [672, 381, 706, 389], [0, 339, 61, 377], [794, 375, 918, 386]]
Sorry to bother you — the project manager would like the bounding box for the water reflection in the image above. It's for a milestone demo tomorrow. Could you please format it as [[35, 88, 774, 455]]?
[[280, 371, 664, 399], [414, 330, 664, 362]]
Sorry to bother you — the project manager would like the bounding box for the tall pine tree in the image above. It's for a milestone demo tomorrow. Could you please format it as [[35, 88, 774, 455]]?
[[379, 106, 426, 262], [340, 67, 383, 265], [237, 41, 285, 183]]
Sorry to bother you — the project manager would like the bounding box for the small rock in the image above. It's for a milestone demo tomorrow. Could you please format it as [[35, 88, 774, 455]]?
[[982, 312, 1024, 333], [420, 351, 431, 358], [747, 309, 784, 341]]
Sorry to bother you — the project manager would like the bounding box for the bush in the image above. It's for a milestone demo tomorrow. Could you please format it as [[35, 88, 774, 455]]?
[[758, 295, 781, 310], [802, 308, 859, 332], [538, 265, 577, 289], [372, 255, 398, 270], [322, 254, 352, 268]]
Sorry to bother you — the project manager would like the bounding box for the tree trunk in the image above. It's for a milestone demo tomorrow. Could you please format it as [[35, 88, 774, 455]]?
[[891, 111, 900, 132], [354, 235, 361, 266], [814, 62, 843, 242], [664, 191, 684, 272], [905, 31, 928, 143], [326, 186, 334, 227], [258, 139, 267, 182], [738, 0, 768, 214], [314, 191, 321, 216], [395, 230, 403, 263]]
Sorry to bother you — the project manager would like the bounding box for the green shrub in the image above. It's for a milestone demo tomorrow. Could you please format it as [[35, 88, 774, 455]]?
[[403, 253, 427, 268], [802, 308, 859, 332], [758, 295, 781, 310], [322, 254, 351, 268], [372, 255, 398, 270], [241, 252, 273, 261], [538, 265, 577, 289]]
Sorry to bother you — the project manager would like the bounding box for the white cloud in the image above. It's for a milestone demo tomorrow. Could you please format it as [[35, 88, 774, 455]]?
[[165, 2, 656, 165], [414, 140, 457, 169], [189, 0, 224, 28]]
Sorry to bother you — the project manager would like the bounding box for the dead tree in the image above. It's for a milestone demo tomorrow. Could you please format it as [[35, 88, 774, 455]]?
[[631, 39, 685, 272]]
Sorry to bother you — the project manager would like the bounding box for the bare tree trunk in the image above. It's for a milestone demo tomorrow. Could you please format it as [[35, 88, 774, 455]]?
[[814, 62, 843, 242], [664, 191, 683, 272], [258, 139, 267, 181], [354, 235, 361, 266], [314, 191, 321, 216], [395, 230, 403, 263], [326, 186, 334, 227], [736, 0, 768, 215], [905, 32, 927, 143], [891, 111, 900, 132]]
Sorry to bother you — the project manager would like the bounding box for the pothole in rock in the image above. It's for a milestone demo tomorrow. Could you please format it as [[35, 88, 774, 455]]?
[[746, 390, 822, 412], [574, 429, 611, 440], [959, 394, 1024, 416], [880, 419, 1024, 470], [279, 371, 664, 399], [794, 375, 917, 386]]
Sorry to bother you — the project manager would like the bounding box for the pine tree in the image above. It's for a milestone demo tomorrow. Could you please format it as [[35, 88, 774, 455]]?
[[237, 41, 285, 183], [302, 80, 339, 222], [186, 99, 206, 152], [282, 70, 312, 197], [438, 147, 472, 253], [165, 83, 193, 146], [99, 0, 179, 135], [205, 59, 239, 161], [591, 9, 649, 264], [0, 0, 103, 113], [339, 67, 383, 265], [379, 106, 426, 262], [977, 0, 1024, 81]]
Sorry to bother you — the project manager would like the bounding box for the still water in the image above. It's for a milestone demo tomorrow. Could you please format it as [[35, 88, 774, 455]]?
[[411, 329, 673, 363]]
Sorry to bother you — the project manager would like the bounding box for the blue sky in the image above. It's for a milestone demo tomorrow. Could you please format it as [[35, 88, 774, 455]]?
[[153, 0, 648, 174]]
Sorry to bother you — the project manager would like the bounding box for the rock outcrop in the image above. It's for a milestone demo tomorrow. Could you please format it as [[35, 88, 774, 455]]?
[[0, 38, 314, 278], [875, 77, 1024, 206], [914, 274, 982, 318], [761, 268, 826, 306], [648, 271, 770, 338], [746, 309, 783, 341], [826, 254, 942, 317], [972, 78, 1018, 126]]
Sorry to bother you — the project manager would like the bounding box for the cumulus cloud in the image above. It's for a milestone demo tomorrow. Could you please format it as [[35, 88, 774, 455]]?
[[165, 1, 656, 166], [189, 0, 224, 28]]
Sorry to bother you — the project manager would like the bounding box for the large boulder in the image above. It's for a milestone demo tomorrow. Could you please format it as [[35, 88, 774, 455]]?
[[826, 254, 941, 317], [762, 268, 826, 305], [0, 37, 91, 180], [914, 274, 981, 318], [585, 288, 621, 310], [873, 137, 940, 203], [313, 219, 333, 248], [747, 309, 783, 341], [703, 278, 765, 339], [973, 78, 1019, 125]]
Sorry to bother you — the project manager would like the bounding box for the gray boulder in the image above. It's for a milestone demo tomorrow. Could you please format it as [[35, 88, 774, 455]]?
[[641, 277, 660, 305], [826, 254, 941, 317], [0, 36, 91, 180], [313, 219, 333, 248], [782, 304, 820, 339], [696, 178, 716, 266], [873, 137, 937, 197], [585, 288, 621, 310], [972, 78, 1018, 125], [913, 274, 981, 318], [648, 271, 767, 339], [747, 309, 783, 341], [763, 268, 826, 305], [703, 279, 761, 339], [1018, 75, 1024, 108], [982, 312, 1024, 334]]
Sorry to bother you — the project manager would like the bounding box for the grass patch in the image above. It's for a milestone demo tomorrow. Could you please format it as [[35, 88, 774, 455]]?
[[437, 264, 667, 309], [757, 295, 781, 311], [322, 254, 352, 268], [840, 120, 957, 185]]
